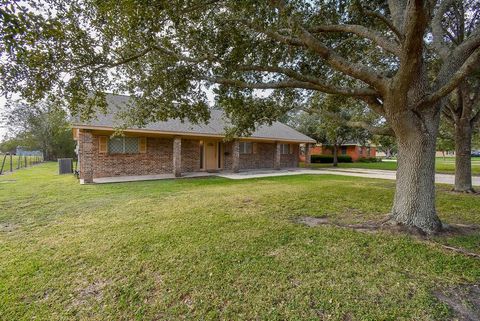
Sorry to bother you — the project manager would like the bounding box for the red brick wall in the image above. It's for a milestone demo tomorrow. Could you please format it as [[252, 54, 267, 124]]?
[[224, 142, 299, 170], [82, 135, 201, 178], [181, 139, 201, 172], [78, 130, 301, 179], [91, 136, 174, 178], [307, 145, 377, 162]]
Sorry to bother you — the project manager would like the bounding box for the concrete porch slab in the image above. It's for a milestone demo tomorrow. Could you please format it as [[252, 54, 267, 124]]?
[[91, 171, 214, 184], [217, 168, 320, 180], [89, 168, 317, 184]]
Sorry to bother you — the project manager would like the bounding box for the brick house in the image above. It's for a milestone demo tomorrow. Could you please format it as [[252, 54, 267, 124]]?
[[72, 94, 315, 183], [303, 143, 377, 162]]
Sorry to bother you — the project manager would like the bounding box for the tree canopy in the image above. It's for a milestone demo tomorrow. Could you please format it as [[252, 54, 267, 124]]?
[[1, 0, 478, 132], [1, 101, 75, 160]]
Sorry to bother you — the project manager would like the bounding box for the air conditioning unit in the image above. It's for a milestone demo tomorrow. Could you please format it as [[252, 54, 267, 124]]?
[[58, 158, 73, 175]]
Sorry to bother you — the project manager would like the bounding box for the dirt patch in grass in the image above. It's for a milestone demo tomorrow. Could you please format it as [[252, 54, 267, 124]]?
[[434, 283, 480, 321], [0, 222, 19, 232], [296, 216, 330, 227], [296, 216, 480, 258], [71, 279, 109, 307], [296, 216, 479, 237]]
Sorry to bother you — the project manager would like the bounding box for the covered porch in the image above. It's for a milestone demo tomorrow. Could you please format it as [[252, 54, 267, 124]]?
[[76, 128, 312, 184]]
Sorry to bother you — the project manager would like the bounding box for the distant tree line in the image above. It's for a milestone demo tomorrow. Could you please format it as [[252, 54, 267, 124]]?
[[0, 101, 75, 161]]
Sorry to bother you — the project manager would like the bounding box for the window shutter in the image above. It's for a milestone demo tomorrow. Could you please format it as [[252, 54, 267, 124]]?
[[73, 128, 79, 140], [252, 142, 258, 154], [99, 136, 108, 153], [139, 137, 147, 153]]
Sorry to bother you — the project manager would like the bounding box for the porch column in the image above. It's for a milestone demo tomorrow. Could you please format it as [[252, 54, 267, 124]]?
[[173, 136, 182, 177], [232, 139, 240, 173], [79, 129, 94, 184], [274, 141, 281, 170], [293, 144, 299, 167], [304, 143, 311, 167]]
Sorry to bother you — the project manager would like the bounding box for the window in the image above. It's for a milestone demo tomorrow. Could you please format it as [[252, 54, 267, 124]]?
[[108, 137, 139, 154], [359, 146, 363, 156], [280, 144, 291, 154], [239, 142, 253, 154], [367, 147, 371, 156], [341, 146, 347, 155]]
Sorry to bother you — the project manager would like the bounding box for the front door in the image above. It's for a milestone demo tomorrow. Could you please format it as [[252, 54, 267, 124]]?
[[204, 140, 218, 171]]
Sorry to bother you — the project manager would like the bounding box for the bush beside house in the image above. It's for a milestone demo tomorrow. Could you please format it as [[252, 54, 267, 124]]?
[[311, 155, 352, 163]]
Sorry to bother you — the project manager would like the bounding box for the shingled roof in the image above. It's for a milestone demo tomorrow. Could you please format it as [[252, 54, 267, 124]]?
[[72, 94, 316, 143]]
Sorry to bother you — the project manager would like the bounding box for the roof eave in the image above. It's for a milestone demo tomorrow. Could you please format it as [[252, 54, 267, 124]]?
[[71, 124, 316, 144]]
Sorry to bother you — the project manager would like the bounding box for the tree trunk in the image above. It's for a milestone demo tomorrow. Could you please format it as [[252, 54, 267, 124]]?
[[389, 110, 443, 234], [333, 144, 338, 167], [454, 119, 474, 192]]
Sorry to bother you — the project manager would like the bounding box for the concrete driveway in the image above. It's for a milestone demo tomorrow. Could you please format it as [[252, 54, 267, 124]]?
[[218, 167, 480, 186], [311, 167, 480, 186]]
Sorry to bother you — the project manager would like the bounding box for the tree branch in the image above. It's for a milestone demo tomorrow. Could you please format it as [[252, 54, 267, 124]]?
[[204, 77, 350, 92], [347, 121, 395, 136], [296, 27, 388, 92], [442, 111, 454, 124], [471, 109, 480, 126], [363, 9, 403, 41], [309, 24, 400, 55], [432, 0, 456, 60], [418, 47, 480, 109], [358, 96, 386, 116], [68, 47, 155, 73], [393, 1, 430, 93], [267, 0, 388, 93], [236, 65, 379, 96]]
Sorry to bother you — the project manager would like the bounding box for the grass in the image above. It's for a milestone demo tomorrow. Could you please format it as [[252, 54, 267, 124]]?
[[0, 154, 43, 173], [303, 157, 480, 175], [1, 163, 479, 320]]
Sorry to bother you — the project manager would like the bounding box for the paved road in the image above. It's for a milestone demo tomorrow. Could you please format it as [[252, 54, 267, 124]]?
[[308, 168, 480, 186]]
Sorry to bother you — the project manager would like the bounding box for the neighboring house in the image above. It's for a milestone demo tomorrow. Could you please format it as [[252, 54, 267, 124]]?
[[305, 143, 377, 162], [72, 94, 315, 184], [435, 150, 455, 158], [16, 147, 43, 157]]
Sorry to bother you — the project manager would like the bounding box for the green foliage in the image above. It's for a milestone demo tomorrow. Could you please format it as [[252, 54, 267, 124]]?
[[0, 0, 406, 134], [356, 157, 382, 163], [291, 93, 373, 149], [1, 101, 75, 160], [311, 154, 352, 163], [372, 135, 397, 158], [437, 116, 455, 152]]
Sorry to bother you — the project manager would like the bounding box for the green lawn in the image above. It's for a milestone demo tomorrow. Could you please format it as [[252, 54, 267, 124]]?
[[1, 163, 479, 320], [0, 154, 43, 173], [303, 157, 480, 175]]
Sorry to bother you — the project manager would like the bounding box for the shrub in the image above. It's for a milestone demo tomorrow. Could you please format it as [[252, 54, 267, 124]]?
[[311, 155, 352, 163], [357, 157, 382, 163], [337, 155, 353, 163]]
